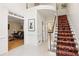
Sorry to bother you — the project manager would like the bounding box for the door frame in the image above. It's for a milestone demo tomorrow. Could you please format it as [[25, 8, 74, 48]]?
[[8, 12, 24, 51]]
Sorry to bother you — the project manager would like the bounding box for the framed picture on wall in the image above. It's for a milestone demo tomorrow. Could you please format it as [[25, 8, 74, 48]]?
[[28, 18, 35, 31]]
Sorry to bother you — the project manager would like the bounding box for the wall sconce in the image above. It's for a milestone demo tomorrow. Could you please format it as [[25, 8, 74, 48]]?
[[48, 23, 53, 51], [48, 23, 53, 33]]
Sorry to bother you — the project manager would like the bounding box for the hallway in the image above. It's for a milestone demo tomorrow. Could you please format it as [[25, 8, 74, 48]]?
[[2, 41, 55, 56], [0, 3, 79, 56]]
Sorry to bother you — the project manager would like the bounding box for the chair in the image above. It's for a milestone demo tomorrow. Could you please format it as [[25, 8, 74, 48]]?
[[12, 31, 24, 39]]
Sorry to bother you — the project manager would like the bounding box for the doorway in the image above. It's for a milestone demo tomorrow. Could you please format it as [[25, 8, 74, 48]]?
[[8, 16, 24, 51]]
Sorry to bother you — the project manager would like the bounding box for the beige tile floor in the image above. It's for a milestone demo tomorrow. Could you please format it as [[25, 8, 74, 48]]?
[[2, 41, 56, 56]]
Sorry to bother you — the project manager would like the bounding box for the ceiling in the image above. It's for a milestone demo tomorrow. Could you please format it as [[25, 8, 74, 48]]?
[[8, 16, 24, 25], [57, 3, 68, 10], [38, 9, 56, 18]]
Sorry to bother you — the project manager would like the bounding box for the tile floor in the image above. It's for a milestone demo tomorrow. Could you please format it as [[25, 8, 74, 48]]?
[[2, 41, 56, 56]]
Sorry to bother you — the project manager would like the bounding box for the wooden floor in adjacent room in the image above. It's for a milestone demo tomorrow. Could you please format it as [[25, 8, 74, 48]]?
[[8, 39, 24, 50]]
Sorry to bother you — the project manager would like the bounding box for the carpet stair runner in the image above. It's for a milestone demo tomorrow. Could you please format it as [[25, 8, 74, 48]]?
[[56, 15, 78, 56]]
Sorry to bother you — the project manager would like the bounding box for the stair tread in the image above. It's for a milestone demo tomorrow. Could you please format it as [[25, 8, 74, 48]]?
[[58, 24, 69, 25], [58, 28, 71, 30], [57, 25, 70, 26], [57, 40, 75, 44], [57, 36, 74, 39], [57, 44, 76, 49], [57, 45, 78, 52], [56, 50, 77, 56], [58, 32, 72, 33], [58, 30, 72, 32]]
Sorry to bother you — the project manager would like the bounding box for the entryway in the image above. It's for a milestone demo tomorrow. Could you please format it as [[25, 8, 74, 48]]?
[[8, 16, 24, 51]]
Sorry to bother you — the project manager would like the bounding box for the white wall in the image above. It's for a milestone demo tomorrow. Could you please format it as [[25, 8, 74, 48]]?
[[58, 8, 67, 15], [37, 10, 56, 48], [37, 11, 47, 44], [37, 12, 43, 44], [0, 3, 26, 55], [24, 5, 56, 46], [27, 3, 35, 9], [0, 4, 56, 54], [24, 8, 38, 46], [42, 17, 47, 42], [57, 4, 67, 16], [0, 5, 8, 54], [67, 3, 79, 41], [8, 21, 23, 36], [5, 3, 26, 16]]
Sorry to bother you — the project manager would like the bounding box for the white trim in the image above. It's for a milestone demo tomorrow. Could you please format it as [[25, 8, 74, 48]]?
[[8, 11, 24, 20]]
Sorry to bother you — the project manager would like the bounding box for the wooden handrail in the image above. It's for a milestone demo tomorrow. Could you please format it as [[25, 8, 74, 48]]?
[[49, 16, 57, 51], [49, 3, 58, 51], [52, 16, 56, 33]]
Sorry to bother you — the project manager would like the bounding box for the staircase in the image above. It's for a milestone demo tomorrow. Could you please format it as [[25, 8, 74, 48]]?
[[56, 15, 78, 56]]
